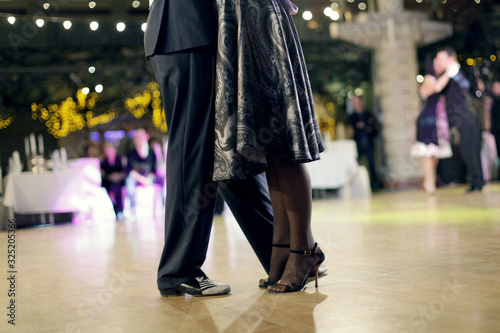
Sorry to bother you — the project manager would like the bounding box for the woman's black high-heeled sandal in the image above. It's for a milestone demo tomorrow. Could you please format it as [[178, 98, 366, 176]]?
[[258, 244, 290, 288], [268, 242, 325, 293]]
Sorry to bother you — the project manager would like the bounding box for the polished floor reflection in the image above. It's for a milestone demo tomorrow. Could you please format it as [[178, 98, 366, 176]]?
[[1, 184, 499, 332]]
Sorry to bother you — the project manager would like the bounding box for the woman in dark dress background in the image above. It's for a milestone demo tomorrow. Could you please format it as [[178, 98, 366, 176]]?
[[411, 56, 452, 194]]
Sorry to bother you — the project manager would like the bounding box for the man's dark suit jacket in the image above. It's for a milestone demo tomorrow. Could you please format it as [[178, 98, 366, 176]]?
[[144, 0, 218, 57]]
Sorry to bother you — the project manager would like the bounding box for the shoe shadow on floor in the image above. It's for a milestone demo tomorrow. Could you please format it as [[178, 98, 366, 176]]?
[[223, 290, 328, 332]]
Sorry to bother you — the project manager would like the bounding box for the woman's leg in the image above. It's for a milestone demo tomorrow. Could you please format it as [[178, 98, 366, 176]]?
[[265, 159, 291, 281], [266, 157, 320, 292], [432, 157, 439, 186], [268, 158, 314, 250], [422, 156, 436, 194]]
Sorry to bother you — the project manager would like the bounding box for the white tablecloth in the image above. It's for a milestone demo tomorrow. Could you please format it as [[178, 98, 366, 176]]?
[[3, 170, 86, 214], [306, 140, 359, 189]]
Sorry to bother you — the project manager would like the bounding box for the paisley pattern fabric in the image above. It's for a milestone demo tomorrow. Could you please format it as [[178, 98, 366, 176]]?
[[213, 0, 324, 181]]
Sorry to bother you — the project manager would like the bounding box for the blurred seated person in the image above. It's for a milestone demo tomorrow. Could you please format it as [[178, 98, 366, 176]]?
[[118, 121, 134, 158], [126, 128, 157, 210], [348, 96, 381, 190], [149, 137, 167, 212], [101, 143, 126, 218], [149, 136, 166, 189], [85, 141, 102, 159]]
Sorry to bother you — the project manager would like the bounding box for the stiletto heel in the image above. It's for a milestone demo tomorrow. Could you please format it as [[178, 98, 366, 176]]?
[[314, 265, 319, 288], [258, 244, 290, 288], [268, 243, 325, 293]]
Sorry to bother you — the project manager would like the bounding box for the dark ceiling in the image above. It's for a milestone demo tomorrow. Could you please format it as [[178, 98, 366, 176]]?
[[0, 0, 498, 22], [1, 0, 499, 129]]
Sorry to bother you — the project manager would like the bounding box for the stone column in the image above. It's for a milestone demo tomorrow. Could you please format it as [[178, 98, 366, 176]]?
[[330, 0, 452, 187], [374, 38, 421, 185]]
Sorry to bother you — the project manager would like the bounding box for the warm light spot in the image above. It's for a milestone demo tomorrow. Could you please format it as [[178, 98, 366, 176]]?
[[307, 21, 319, 29], [466, 58, 476, 66]]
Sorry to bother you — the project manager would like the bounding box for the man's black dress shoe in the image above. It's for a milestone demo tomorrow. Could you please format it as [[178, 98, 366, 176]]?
[[465, 186, 482, 193], [160, 275, 231, 297]]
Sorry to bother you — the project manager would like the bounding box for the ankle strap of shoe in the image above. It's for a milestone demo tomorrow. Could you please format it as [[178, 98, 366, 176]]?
[[290, 242, 317, 256]]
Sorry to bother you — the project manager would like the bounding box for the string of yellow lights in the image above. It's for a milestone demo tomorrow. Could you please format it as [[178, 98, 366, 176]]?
[[0, 12, 148, 32], [0, 115, 14, 130], [27, 82, 167, 137]]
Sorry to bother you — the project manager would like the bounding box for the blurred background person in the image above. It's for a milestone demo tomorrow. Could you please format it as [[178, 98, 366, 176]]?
[[149, 136, 166, 190], [101, 142, 126, 219], [125, 128, 156, 211], [491, 79, 500, 180], [118, 121, 134, 158], [85, 140, 102, 159], [149, 136, 166, 214], [475, 78, 497, 183], [348, 95, 381, 190], [411, 56, 453, 194]]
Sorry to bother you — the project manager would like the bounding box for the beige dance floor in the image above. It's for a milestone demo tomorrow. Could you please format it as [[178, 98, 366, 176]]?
[[1, 183, 500, 332]]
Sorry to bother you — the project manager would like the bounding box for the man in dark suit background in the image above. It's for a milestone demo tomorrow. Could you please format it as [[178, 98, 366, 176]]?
[[347, 96, 381, 190], [436, 47, 484, 193], [144, 0, 275, 297]]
